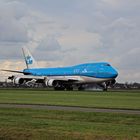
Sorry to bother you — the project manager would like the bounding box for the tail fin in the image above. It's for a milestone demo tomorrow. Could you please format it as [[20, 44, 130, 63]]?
[[22, 47, 38, 69]]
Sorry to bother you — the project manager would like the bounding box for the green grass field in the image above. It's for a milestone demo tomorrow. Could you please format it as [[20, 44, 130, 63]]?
[[0, 89, 139, 140], [0, 107, 140, 140], [0, 89, 140, 109]]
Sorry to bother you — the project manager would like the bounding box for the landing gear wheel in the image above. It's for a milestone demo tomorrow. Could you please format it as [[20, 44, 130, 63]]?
[[103, 88, 107, 91], [66, 86, 73, 91], [78, 86, 85, 91], [54, 87, 65, 90]]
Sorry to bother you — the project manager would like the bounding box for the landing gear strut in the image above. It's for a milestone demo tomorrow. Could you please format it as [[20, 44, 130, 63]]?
[[99, 82, 108, 91]]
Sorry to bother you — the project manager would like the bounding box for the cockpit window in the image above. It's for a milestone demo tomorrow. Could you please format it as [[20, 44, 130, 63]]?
[[104, 64, 110, 66]]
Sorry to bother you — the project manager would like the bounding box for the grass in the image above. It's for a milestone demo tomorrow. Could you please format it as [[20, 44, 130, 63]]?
[[0, 89, 139, 109], [0, 89, 139, 139], [0, 107, 139, 140]]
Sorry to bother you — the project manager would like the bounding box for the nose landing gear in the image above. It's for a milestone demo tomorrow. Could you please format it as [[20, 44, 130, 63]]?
[[101, 80, 116, 91]]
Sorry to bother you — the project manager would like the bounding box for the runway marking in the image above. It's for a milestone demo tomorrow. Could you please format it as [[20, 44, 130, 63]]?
[[0, 103, 140, 114]]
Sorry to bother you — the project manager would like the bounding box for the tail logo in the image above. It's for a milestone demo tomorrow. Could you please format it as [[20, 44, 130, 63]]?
[[25, 55, 33, 65]]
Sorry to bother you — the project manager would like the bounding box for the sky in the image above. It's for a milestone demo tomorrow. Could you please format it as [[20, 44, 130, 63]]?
[[0, 0, 140, 82]]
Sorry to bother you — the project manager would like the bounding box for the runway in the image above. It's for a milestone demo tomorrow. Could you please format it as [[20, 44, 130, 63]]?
[[0, 103, 140, 114]]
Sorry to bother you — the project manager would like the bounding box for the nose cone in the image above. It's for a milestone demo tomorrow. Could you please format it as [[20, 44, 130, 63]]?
[[110, 68, 118, 78], [96, 66, 118, 79]]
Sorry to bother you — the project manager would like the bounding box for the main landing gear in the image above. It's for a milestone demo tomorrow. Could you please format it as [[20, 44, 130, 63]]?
[[54, 83, 73, 91], [100, 80, 116, 91]]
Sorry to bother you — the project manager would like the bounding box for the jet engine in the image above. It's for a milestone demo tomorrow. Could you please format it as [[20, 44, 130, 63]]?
[[45, 79, 55, 87], [13, 77, 24, 85]]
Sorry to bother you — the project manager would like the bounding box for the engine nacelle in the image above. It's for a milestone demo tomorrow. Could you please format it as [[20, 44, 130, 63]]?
[[13, 77, 24, 85], [45, 79, 55, 87]]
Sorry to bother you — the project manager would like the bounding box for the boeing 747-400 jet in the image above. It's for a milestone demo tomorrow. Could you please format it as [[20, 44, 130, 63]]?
[[2, 47, 118, 91]]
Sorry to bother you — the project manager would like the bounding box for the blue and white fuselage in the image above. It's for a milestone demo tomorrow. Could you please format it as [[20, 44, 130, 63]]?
[[23, 62, 118, 84], [3, 47, 118, 90]]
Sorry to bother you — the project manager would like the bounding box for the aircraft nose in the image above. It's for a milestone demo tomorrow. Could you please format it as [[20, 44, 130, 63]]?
[[111, 69, 118, 78]]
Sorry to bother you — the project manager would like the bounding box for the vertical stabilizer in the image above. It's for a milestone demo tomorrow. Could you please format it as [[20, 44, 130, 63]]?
[[22, 47, 38, 69]]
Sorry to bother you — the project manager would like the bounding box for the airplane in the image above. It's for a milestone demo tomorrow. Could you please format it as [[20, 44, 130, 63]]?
[[2, 47, 118, 91]]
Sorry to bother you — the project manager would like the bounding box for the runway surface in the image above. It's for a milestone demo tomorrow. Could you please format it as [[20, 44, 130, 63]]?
[[0, 103, 140, 114]]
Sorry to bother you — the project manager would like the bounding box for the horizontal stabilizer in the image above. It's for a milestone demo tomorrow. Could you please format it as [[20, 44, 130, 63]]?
[[1, 69, 30, 75]]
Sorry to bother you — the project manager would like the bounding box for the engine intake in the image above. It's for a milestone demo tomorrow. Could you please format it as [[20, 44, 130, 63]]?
[[13, 77, 24, 85]]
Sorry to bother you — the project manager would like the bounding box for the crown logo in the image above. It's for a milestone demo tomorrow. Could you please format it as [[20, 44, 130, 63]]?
[[26, 55, 33, 65]]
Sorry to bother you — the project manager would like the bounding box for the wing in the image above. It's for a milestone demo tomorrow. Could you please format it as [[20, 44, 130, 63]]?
[[1, 69, 30, 75]]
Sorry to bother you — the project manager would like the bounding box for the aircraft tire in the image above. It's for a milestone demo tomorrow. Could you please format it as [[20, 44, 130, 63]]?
[[66, 86, 73, 91], [103, 88, 107, 91], [78, 86, 85, 91], [54, 87, 65, 91]]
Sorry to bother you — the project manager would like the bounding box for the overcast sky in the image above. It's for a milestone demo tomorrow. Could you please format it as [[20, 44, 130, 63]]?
[[0, 0, 140, 82]]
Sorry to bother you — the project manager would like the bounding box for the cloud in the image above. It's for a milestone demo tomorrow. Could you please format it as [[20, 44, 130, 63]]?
[[0, 43, 23, 59], [100, 0, 140, 9], [0, 19, 29, 43], [59, 31, 101, 49], [0, 0, 140, 82], [0, 1, 29, 43], [37, 36, 61, 52], [34, 36, 63, 61]]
